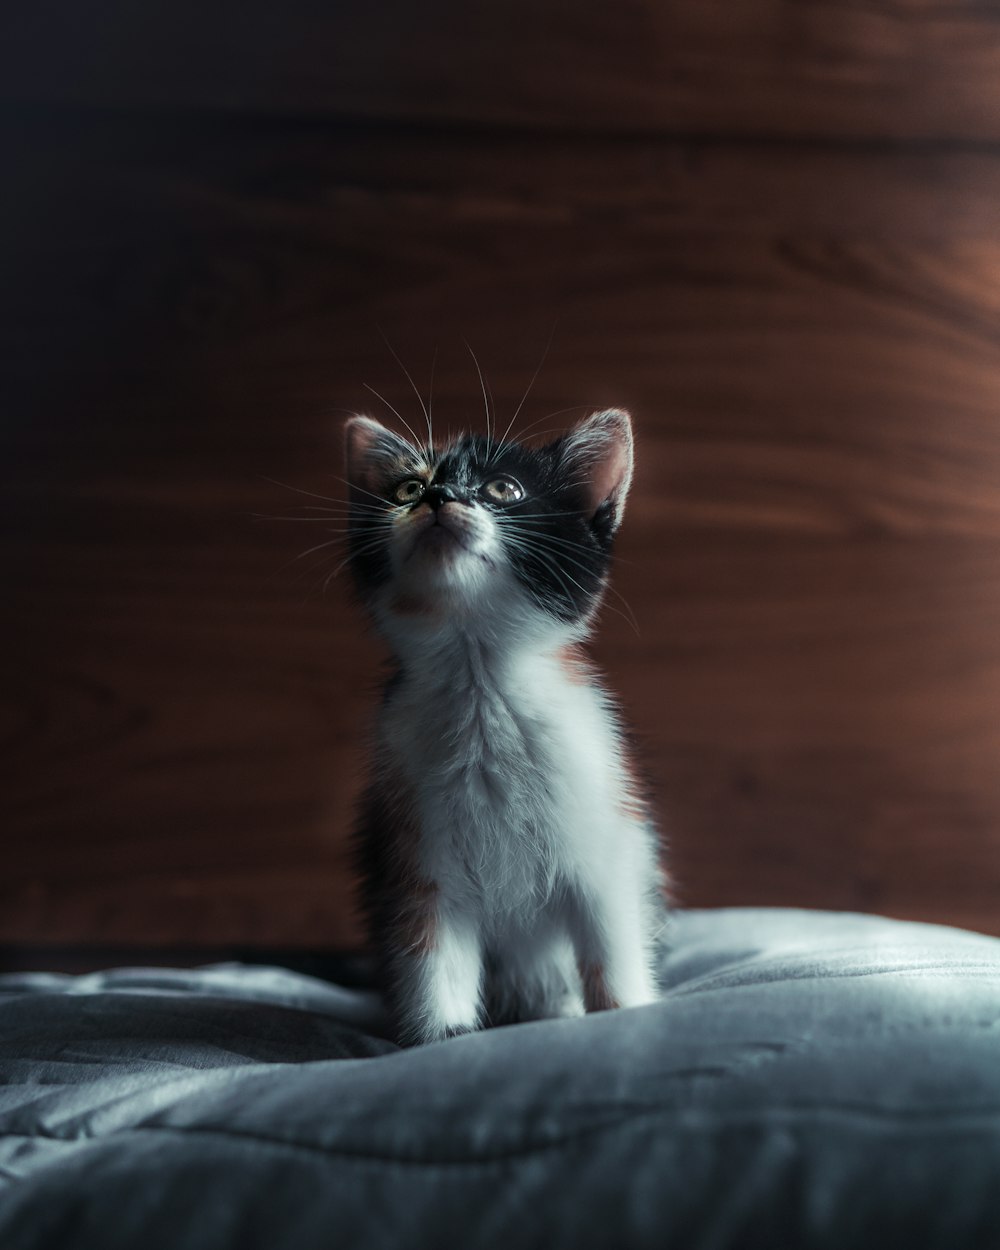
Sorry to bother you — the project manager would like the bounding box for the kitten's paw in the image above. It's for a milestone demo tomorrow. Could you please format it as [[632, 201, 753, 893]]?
[[417, 1021, 480, 1046], [614, 986, 660, 1010], [443, 1023, 478, 1039], [398, 1017, 481, 1047], [546, 993, 586, 1020], [491, 992, 585, 1026]]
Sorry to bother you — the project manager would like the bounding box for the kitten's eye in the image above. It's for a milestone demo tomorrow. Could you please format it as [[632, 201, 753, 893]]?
[[481, 476, 524, 504], [393, 478, 426, 504]]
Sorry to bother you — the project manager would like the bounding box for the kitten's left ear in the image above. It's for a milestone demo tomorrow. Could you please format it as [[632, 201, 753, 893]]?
[[559, 408, 634, 531], [344, 415, 416, 497]]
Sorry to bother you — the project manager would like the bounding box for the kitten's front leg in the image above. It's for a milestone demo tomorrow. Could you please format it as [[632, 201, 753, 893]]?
[[389, 900, 484, 1045], [566, 887, 658, 1014]]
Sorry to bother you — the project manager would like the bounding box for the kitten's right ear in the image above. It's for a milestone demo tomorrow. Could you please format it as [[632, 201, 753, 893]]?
[[344, 416, 415, 497], [558, 408, 634, 532]]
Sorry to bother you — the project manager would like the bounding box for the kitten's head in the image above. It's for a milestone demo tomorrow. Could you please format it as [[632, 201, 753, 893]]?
[[344, 409, 633, 642]]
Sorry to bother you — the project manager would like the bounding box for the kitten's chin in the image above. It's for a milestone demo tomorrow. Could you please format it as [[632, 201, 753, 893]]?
[[386, 506, 498, 617], [401, 544, 489, 593], [400, 511, 491, 574], [388, 535, 494, 621], [411, 525, 463, 561]]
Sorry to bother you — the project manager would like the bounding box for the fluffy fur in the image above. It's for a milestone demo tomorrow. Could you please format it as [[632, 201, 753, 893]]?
[[346, 408, 666, 1045]]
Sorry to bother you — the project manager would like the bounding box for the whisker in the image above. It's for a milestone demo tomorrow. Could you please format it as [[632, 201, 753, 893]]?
[[295, 536, 346, 561], [301, 531, 389, 580], [464, 339, 493, 445], [501, 428, 572, 446], [324, 472, 400, 508], [262, 475, 391, 512], [379, 328, 432, 448], [484, 370, 498, 449], [260, 476, 346, 507], [498, 530, 640, 635], [275, 540, 344, 583], [255, 500, 393, 520], [320, 539, 387, 591], [496, 405, 596, 450], [491, 321, 557, 463], [362, 382, 425, 450], [495, 508, 588, 521], [497, 524, 592, 553], [514, 526, 637, 569], [498, 532, 629, 629], [427, 347, 437, 450], [257, 517, 375, 528]]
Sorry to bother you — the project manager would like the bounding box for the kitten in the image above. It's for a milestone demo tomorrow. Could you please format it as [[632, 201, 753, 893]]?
[[345, 407, 666, 1045]]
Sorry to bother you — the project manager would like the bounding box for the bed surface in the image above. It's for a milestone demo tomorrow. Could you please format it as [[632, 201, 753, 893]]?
[[2, 907, 999, 1249]]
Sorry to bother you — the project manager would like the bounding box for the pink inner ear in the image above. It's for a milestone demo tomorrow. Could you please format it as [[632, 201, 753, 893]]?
[[586, 436, 631, 514], [345, 417, 392, 495], [568, 411, 633, 520]]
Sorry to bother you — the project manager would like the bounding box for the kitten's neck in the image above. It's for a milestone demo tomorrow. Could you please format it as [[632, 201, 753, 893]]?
[[380, 605, 585, 690]]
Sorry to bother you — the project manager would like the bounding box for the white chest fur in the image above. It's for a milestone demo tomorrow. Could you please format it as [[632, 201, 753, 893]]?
[[380, 627, 636, 932]]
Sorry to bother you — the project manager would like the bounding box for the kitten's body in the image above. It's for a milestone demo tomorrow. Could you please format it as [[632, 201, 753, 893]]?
[[347, 410, 666, 1045]]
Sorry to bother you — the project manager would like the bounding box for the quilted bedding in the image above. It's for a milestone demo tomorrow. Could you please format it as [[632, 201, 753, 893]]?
[[1, 907, 999, 1249]]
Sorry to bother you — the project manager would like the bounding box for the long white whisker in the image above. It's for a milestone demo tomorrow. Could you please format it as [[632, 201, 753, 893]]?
[[426, 347, 437, 450], [262, 475, 391, 511], [362, 382, 424, 450], [494, 406, 595, 454], [259, 517, 390, 528], [499, 529, 640, 635], [492, 321, 557, 462], [277, 534, 370, 583], [495, 508, 588, 521], [464, 339, 493, 445], [295, 536, 348, 561], [298, 531, 389, 580], [499, 531, 628, 629], [484, 371, 497, 449], [321, 537, 389, 590], [379, 329, 432, 446], [519, 526, 637, 571], [260, 476, 346, 506], [256, 499, 393, 519], [324, 472, 402, 508]]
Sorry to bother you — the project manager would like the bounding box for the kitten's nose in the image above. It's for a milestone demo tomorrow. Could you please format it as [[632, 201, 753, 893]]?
[[423, 483, 464, 510]]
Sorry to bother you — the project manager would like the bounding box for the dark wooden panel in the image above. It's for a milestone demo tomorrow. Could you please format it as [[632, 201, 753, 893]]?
[[5, 2, 1000, 141], [4, 114, 1000, 946]]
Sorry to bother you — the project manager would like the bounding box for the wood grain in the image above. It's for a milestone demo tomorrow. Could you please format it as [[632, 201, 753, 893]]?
[[5, 3, 1000, 141], [5, 33, 1000, 949]]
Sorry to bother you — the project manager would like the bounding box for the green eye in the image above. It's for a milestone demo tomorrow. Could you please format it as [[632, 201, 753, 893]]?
[[481, 476, 524, 504], [393, 478, 426, 504]]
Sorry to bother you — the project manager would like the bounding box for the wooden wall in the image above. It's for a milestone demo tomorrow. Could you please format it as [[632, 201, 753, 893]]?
[[3, 2, 1000, 952]]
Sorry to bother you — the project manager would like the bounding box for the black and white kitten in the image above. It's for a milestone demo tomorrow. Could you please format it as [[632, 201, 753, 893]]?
[[345, 408, 666, 1045]]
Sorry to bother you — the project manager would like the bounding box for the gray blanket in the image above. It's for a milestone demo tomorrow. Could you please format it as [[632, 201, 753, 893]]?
[[1, 908, 999, 1248]]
